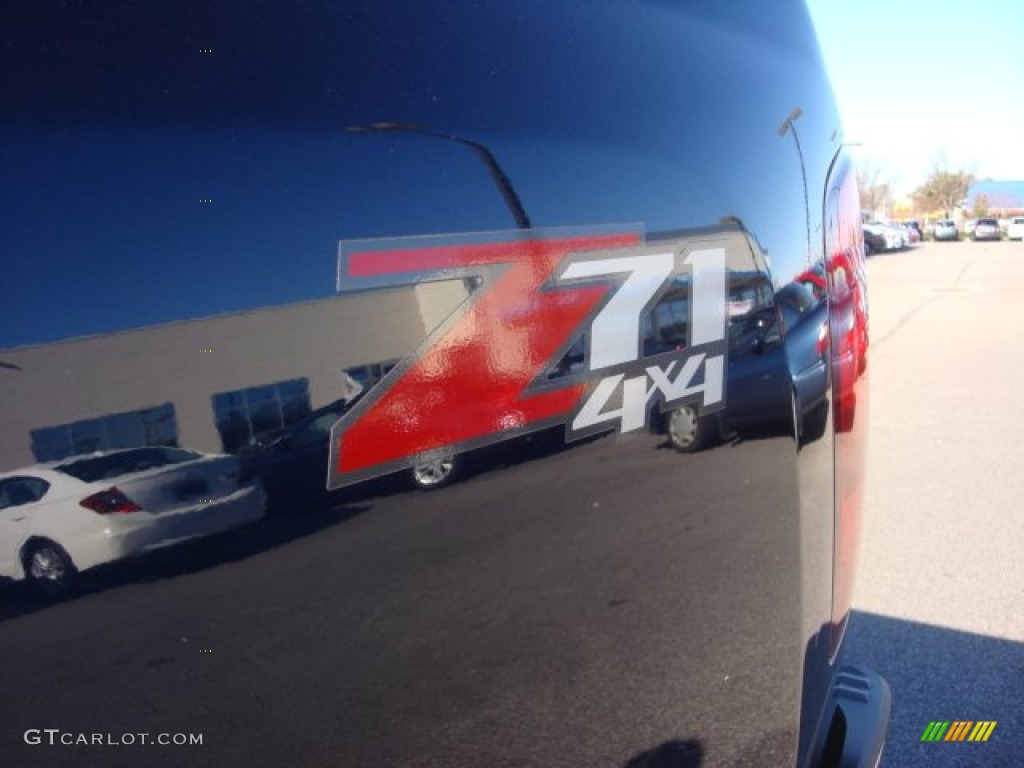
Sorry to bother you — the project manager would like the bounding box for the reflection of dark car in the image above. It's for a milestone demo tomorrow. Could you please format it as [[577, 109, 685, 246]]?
[[777, 282, 830, 438], [862, 226, 887, 255], [239, 396, 458, 512], [721, 286, 828, 443], [652, 275, 829, 452], [722, 305, 789, 428]]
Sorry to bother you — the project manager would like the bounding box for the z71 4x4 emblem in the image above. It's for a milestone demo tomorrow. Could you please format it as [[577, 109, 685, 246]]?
[[329, 227, 736, 490]]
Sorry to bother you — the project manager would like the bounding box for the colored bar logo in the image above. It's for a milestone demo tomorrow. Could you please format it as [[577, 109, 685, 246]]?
[[921, 721, 997, 742]]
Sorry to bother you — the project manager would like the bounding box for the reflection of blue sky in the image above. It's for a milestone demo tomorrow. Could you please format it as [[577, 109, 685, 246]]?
[[1, 127, 513, 348], [4, 127, 351, 346], [4, 124, 815, 349], [3, 0, 836, 349]]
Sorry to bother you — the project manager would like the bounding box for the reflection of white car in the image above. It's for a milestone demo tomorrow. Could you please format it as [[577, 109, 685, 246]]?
[[1007, 217, 1024, 241], [933, 220, 959, 241], [0, 446, 266, 594], [971, 218, 1001, 241], [863, 222, 904, 251]]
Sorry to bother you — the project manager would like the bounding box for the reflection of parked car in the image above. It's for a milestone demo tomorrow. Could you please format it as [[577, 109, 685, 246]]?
[[900, 222, 921, 243], [933, 220, 959, 241], [239, 396, 459, 512], [777, 280, 830, 437], [884, 223, 908, 249], [720, 306, 793, 435], [0, 447, 266, 595], [971, 217, 1001, 241], [862, 226, 887, 255], [863, 222, 903, 251], [1008, 217, 1024, 241], [659, 274, 830, 452], [885, 223, 908, 248], [722, 280, 830, 441]]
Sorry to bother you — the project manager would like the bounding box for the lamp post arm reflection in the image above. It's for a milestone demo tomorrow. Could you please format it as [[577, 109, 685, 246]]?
[[347, 122, 532, 230], [778, 107, 811, 267]]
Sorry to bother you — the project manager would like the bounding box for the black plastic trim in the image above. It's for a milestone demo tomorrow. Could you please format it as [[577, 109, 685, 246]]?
[[811, 664, 891, 768]]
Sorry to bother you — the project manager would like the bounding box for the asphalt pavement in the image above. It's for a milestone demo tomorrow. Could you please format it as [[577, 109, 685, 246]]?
[[842, 238, 1024, 766]]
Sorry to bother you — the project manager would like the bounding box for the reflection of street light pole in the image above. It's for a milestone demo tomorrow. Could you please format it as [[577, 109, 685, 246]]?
[[777, 107, 810, 265], [346, 122, 532, 229]]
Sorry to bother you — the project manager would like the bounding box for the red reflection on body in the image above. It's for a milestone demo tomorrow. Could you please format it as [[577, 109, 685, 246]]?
[[340, 233, 641, 473], [827, 165, 870, 654]]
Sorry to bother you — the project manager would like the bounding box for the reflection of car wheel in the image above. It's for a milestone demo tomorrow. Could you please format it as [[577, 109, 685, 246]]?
[[411, 457, 458, 490], [23, 539, 78, 597], [666, 406, 713, 453]]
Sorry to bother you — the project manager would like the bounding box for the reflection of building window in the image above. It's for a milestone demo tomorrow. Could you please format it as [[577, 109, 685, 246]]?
[[212, 378, 311, 452], [30, 403, 179, 462], [343, 360, 399, 392], [643, 290, 689, 356], [728, 278, 774, 317]]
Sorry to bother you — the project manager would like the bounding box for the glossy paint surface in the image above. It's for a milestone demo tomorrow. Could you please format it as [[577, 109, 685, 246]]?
[[1, 2, 866, 766], [333, 231, 639, 482]]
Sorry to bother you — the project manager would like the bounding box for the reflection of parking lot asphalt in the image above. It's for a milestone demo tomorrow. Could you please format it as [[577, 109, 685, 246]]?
[[0, 429, 800, 768], [0, 504, 371, 624], [846, 241, 1024, 766]]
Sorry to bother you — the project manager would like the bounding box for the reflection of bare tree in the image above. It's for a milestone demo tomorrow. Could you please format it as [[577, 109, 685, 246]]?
[[911, 155, 973, 219], [856, 162, 892, 219]]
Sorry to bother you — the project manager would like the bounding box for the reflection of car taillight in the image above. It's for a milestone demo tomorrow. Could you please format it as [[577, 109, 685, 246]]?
[[826, 155, 869, 660], [817, 323, 829, 357], [80, 487, 144, 514]]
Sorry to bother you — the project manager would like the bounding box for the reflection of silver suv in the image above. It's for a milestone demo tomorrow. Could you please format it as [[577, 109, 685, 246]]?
[[971, 218, 1001, 241], [934, 220, 959, 241]]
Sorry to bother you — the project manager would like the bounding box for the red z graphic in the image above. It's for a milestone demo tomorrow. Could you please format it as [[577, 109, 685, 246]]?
[[329, 232, 641, 489]]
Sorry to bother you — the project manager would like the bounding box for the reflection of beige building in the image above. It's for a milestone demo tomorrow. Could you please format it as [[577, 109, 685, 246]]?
[[0, 282, 467, 472]]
